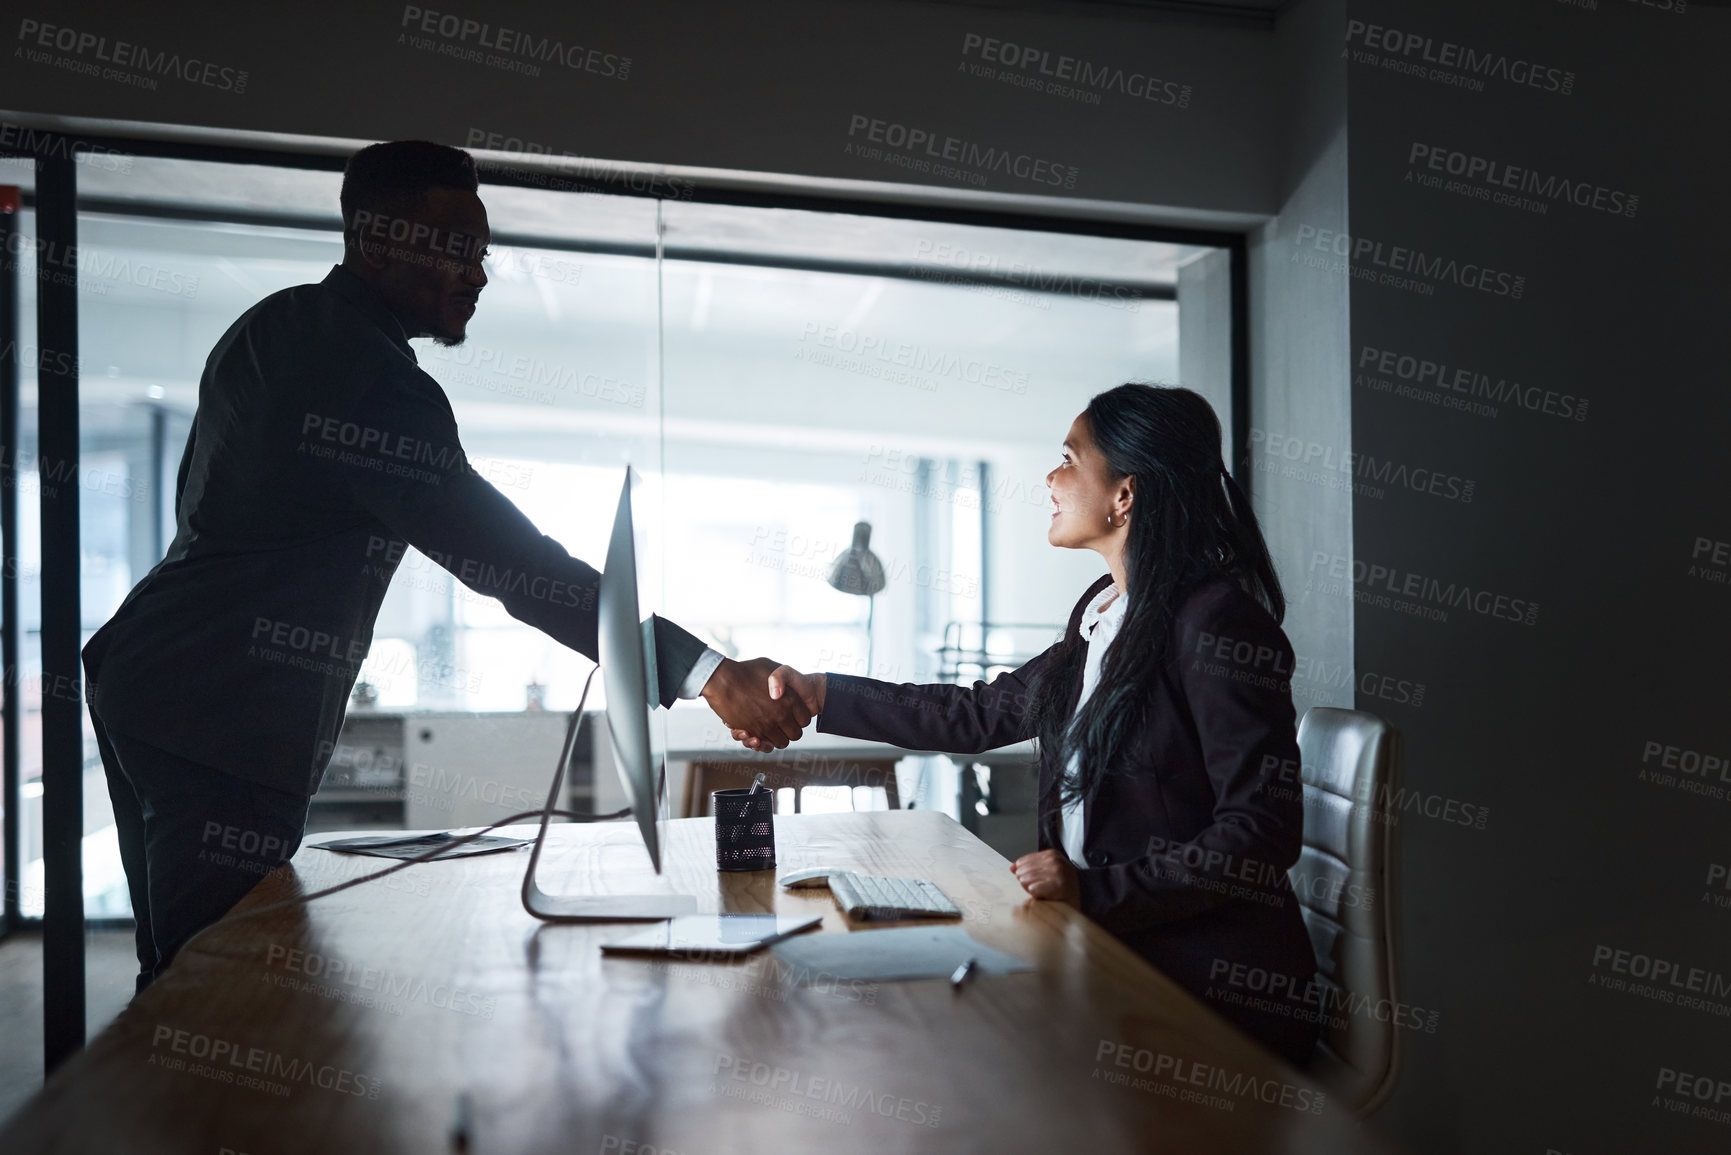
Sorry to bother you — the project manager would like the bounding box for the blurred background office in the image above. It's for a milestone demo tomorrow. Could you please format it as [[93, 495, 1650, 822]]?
[[0, 152, 1232, 921]]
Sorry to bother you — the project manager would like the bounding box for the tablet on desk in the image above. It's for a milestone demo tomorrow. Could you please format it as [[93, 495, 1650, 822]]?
[[600, 915, 823, 959]]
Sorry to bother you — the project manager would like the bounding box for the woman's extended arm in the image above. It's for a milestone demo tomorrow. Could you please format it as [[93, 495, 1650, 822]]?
[[770, 647, 1060, 756], [1073, 586, 1306, 934]]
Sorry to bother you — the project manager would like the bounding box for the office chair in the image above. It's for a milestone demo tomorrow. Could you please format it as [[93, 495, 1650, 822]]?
[[1288, 706, 1402, 1115]]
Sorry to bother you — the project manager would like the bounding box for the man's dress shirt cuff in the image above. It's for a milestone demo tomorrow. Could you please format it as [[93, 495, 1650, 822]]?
[[677, 647, 726, 700]]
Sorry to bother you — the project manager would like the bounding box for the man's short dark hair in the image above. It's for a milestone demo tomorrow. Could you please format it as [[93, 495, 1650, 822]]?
[[340, 140, 478, 238]]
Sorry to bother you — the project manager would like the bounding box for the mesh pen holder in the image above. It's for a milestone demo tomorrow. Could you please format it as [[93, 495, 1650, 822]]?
[[713, 788, 776, 872]]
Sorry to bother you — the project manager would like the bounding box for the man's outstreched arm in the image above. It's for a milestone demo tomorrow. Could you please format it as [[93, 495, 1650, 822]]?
[[333, 360, 706, 706]]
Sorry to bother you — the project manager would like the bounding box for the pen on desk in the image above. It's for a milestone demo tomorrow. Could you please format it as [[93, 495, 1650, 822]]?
[[451, 1090, 471, 1152], [950, 956, 977, 990]]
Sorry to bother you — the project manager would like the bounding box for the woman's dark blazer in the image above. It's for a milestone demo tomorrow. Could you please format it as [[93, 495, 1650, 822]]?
[[817, 572, 1320, 1066]]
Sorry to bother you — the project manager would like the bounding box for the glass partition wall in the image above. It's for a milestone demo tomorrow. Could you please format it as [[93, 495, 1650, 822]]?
[[2, 147, 1230, 936]]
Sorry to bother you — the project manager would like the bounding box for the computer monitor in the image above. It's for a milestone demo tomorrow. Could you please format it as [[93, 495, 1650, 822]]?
[[520, 466, 698, 922], [599, 464, 668, 872]]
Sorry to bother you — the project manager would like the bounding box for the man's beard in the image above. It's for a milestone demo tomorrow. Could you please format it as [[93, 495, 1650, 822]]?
[[433, 330, 468, 348]]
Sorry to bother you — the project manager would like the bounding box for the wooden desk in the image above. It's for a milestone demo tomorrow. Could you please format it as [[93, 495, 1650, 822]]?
[[0, 811, 1406, 1154]]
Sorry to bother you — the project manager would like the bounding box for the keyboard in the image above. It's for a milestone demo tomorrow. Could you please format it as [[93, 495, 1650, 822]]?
[[827, 872, 961, 921]]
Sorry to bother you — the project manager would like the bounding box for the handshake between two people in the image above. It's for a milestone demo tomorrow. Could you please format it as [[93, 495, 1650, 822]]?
[[698, 658, 827, 752], [698, 656, 1083, 908]]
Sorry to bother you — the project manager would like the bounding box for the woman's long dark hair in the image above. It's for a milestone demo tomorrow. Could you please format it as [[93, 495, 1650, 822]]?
[[1030, 384, 1284, 811]]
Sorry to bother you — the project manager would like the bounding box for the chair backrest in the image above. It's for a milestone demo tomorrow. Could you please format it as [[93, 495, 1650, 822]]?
[[1288, 706, 1402, 1115]]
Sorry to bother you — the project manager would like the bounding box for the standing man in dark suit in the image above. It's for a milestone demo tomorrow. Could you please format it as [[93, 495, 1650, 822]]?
[[83, 140, 807, 993]]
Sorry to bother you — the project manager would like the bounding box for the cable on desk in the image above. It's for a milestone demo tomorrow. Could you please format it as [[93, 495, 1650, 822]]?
[[174, 667, 617, 958]]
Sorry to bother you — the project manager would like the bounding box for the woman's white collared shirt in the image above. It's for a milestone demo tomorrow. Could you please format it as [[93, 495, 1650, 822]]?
[[1060, 583, 1127, 864]]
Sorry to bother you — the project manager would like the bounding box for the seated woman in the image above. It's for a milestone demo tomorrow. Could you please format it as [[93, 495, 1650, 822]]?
[[751, 383, 1320, 1067]]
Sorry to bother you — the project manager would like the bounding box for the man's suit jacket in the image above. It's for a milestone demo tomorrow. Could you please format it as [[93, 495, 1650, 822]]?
[[83, 265, 706, 797], [818, 573, 1320, 1062]]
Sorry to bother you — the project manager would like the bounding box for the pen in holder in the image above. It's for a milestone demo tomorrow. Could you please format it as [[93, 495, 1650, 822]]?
[[713, 773, 775, 872]]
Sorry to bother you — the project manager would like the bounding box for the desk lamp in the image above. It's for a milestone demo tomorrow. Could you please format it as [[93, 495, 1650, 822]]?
[[827, 520, 886, 673]]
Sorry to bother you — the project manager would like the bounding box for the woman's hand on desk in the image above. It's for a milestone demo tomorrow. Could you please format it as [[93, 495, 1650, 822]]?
[[729, 666, 825, 751], [1012, 850, 1081, 908]]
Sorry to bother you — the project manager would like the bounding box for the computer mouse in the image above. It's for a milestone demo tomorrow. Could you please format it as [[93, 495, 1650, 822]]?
[[777, 868, 836, 889]]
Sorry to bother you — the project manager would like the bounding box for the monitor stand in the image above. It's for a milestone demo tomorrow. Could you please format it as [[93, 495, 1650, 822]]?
[[520, 695, 697, 922]]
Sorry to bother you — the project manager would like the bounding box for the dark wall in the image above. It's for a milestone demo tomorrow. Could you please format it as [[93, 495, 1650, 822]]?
[[1249, 0, 1352, 712], [0, 0, 1277, 217], [1341, 2, 1731, 1152]]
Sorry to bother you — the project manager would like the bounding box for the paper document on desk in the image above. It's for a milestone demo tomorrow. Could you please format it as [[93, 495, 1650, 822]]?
[[770, 925, 1031, 982]]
